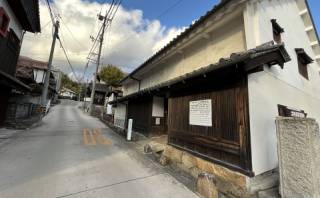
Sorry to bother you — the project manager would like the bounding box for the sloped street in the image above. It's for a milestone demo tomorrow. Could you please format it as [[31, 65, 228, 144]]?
[[0, 100, 198, 198]]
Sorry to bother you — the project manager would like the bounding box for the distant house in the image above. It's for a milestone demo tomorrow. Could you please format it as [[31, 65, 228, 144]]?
[[110, 0, 320, 185], [106, 88, 123, 115], [16, 56, 59, 98], [87, 83, 110, 105], [101, 87, 123, 124], [0, 0, 41, 126], [4, 56, 60, 126], [59, 87, 77, 100]]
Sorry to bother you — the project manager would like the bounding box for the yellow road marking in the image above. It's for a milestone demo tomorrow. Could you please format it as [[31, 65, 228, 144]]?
[[83, 128, 90, 145], [83, 128, 111, 146], [94, 128, 112, 145], [88, 129, 97, 145]]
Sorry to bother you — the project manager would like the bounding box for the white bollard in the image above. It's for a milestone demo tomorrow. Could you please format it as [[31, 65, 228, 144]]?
[[127, 119, 133, 141]]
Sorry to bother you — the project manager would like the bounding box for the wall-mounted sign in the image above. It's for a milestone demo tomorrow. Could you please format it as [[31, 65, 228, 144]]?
[[155, 118, 161, 125], [189, 99, 212, 127]]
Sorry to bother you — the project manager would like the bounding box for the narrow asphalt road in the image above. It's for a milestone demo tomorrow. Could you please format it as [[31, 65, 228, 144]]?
[[0, 100, 198, 198]]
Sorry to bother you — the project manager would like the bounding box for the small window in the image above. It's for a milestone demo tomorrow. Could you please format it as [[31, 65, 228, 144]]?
[[271, 19, 284, 44], [278, 104, 307, 118], [295, 48, 313, 80], [0, 7, 10, 37]]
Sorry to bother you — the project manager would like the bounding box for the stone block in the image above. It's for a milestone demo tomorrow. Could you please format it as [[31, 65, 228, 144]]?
[[159, 155, 170, 166], [214, 178, 249, 198], [163, 145, 183, 163], [196, 157, 246, 188], [144, 144, 152, 153], [196, 158, 213, 173], [197, 172, 218, 198], [176, 163, 191, 174], [190, 167, 201, 178], [181, 152, 197, 169], [149, 142, 166, 154], [162, 146, 249, 197], [276, 117, 320, 198], [212, 164, 246, 188]]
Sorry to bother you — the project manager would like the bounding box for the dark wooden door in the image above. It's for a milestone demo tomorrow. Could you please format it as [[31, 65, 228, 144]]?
[[127, 96, 152, 136]]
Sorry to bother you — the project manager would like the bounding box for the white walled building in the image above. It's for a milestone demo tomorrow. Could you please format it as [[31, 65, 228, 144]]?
[[59, 88, 77, 99], [111, 0, 320, 184], [244, 0, 320, 175]]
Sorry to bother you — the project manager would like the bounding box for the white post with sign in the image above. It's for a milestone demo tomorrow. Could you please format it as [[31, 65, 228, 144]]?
[[127, 119, 133, 141]]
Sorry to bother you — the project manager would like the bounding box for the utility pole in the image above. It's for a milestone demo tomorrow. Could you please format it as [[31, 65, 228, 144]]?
[[88, 13, 108, 115], [41, 20, 60, 106]]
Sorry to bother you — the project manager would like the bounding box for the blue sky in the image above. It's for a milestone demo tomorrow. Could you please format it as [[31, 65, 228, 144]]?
[[95, 0, 319, 33], [23, 0, 320, 80]]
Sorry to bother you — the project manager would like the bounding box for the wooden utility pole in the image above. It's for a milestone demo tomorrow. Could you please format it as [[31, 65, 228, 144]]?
[[41, 20, 60, 106], [88, 13, 108, 115]]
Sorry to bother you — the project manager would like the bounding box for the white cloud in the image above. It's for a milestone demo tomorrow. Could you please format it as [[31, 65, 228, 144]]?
[[21, 0, 184, 82]]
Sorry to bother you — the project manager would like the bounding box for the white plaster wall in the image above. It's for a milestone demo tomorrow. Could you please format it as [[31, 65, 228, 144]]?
[[106, 104, 112, 115], [152, 96, 164, 117], [123, 82, 139, 96], [34, 69, 45, 83], [0, 0, 23, 38], [114, 104, 126, 129], [139, 17, 246, 92], [122, 8, 247, 96], [245, 0, 320, 175], [106, 93, 114, 115]]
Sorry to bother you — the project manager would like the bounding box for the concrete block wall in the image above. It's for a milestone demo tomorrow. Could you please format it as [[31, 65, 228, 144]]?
[[276, 117, 320, 198]]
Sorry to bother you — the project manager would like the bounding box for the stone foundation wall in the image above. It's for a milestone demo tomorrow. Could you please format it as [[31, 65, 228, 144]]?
[[161, 145, 249, 197], [276, 117, 320, 198], [159, 145, 280, 198]]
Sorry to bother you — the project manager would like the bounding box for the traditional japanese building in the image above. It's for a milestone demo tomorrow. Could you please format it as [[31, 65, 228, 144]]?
[[87, 83, 110, 106], [5, 56, 59, 127], [0, 0, 41, 125], [110, 0, 320, 194]]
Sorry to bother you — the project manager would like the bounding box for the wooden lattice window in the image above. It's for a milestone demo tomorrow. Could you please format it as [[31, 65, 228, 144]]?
[[295, 48, 313, 80], [0, 7, 10, 37], [271, 19, 284, 44], [278, 104, 307, 118]]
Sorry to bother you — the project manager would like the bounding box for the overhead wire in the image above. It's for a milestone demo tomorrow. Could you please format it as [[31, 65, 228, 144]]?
[[41, 20, 52, 30], [42, 0, 122, 83], [57, 37, 80, 83], [45, 0, 55, 25], [79, 0, 121, 82], [60, 17, 87, 49], [111, 0, 184, 49], [43, 0, 81, 83]]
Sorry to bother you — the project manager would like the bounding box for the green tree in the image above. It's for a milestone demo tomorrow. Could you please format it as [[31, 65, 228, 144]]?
[[98, 64, 125, 87], [61, 73, 81, 93]]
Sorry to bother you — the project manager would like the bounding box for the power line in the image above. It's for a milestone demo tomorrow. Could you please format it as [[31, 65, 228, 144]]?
[[57, 37, 80, 83], [156, 0, 184, 19], [80, 0, 121, 82], [111, 0, 184, 49], [45, 0, 55, 25], [88, 0, 121, 114], [41, 20, 52, 30], [43, 0, 85, 83], [60, 16, 87, 49]]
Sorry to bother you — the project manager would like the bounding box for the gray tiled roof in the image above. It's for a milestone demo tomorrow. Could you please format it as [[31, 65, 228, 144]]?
[[121, 0, 235, 84], [111, 42, 291, 104]]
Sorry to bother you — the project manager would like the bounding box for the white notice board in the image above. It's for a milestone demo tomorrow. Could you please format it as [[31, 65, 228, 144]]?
[[189, 99, 212, 127]]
